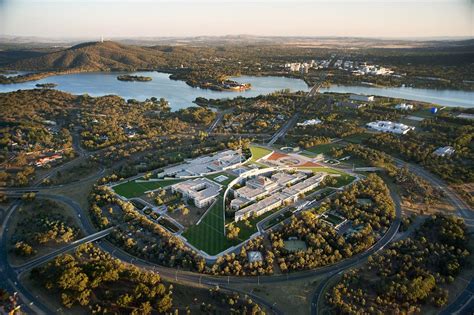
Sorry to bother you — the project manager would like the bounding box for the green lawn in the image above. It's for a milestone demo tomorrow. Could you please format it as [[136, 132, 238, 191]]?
[[303, 142, 344, 157], [329, 174, 356, 188], [249, 145, 272, 162], [233, 209, 278, 240], [297, 166, 346, 175], [343, 132, 372, 144], [411, 108, 438, 119], [113, 179, 184, 198], [182, 197, 237, 255]]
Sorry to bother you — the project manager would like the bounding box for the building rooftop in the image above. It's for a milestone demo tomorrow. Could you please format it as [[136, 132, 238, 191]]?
[[433, 146, 455, 157], [172, 178, 222, 201], [160, 149, 241, 177], [235, 185, 267, 200], [366, 121, 415, 134]]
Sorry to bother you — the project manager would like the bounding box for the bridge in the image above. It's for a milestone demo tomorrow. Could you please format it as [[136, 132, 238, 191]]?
[[267, 113, 300, 146], [14, 226, 115, 275], [307, 83, 322, 97]]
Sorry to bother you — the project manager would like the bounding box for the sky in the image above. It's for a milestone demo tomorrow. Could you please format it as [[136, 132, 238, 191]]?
[[0, 0, 473, 39]]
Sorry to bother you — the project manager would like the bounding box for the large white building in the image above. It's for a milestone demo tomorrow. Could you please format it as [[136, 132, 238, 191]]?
[[171, 178, 222, 208], [234, 172, 325, 221], [395, 103, 414, 110], [159, 150, 242, 178], [297, 119, 322, 126], [366, 121, 415, 135]]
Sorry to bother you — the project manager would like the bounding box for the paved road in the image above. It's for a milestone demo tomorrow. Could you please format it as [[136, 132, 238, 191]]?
[[268, 112, 300, 146], [2, 139, 470, 313], [310, 156, 473, 315], [207, 111, 225, 133], [392, 157, 473, 221], [307, 83, 322, 97], [0, 202, 51, 314], [440, 278, 474, 315], [14, 227, 114, 275]]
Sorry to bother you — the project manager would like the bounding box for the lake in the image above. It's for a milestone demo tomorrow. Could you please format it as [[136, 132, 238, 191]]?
[[0, 72, 309, 110], [0, 71, 472, 108], [320, 85, 473, 108]]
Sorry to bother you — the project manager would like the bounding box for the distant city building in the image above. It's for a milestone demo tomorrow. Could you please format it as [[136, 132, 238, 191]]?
[[350, 94, 374, 102], [297, 119, 322, 126], [395, 103, 414, 110], [35, 154, 62, 167], [457, 113, 474, 120], [366, 121, 415, 135], [171, 178, 222, 208], [433, 146, 455, 157]]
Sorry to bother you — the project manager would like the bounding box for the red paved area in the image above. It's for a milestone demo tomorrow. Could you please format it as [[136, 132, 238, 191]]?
[[267, 152, 289, 160], [300, 161, 321, 167]]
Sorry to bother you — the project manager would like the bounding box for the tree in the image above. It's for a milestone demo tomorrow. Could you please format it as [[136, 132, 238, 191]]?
[[226, 223, 240, 240]]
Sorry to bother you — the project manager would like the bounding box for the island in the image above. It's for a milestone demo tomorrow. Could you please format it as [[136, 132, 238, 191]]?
[[117, 74, 152, 82], [35, 83, 58, 89], [221, 79, 251, 91]]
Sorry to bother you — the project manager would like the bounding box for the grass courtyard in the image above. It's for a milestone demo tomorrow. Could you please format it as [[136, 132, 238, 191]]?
[[112, 178, 184, 198], [182, 196, 238, 255], [204, 172, 237, 186]]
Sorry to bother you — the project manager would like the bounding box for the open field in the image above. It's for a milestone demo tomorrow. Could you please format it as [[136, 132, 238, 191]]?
[[182, 197, 237, 255], [112, 178, 184, 198], [303, 142, 344, 157], [297, 166, 346, 175], [330, 174, 356, 188], [343, 132, 373, 144], [410, 108, 438, 119], [234, 276, 325, 315], [249, 145, 272, 162], [233, 208, 279, 239]]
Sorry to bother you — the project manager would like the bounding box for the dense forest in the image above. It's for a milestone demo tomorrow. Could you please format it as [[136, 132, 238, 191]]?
[[31, 243, 265, 313], [326, 215, 471, 314], [270, 174, 395, 272]]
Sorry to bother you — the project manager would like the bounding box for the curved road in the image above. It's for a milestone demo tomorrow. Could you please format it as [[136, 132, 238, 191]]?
[[3, 147, 471, 314], [311, 157, 473, 315]]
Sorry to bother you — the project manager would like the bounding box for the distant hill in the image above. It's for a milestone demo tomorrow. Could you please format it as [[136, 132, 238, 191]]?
[[10, 41, 167, 71]]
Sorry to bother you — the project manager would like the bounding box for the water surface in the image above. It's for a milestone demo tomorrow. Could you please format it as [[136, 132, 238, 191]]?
[[1, 71, 472, 108], [320, 85, 473, 108], [0, 72, 309, 110]]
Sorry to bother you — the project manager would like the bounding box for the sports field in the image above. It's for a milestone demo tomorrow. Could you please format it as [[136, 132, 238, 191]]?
[[112, 179, 184, 198], [182, 196, 237, 255]]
